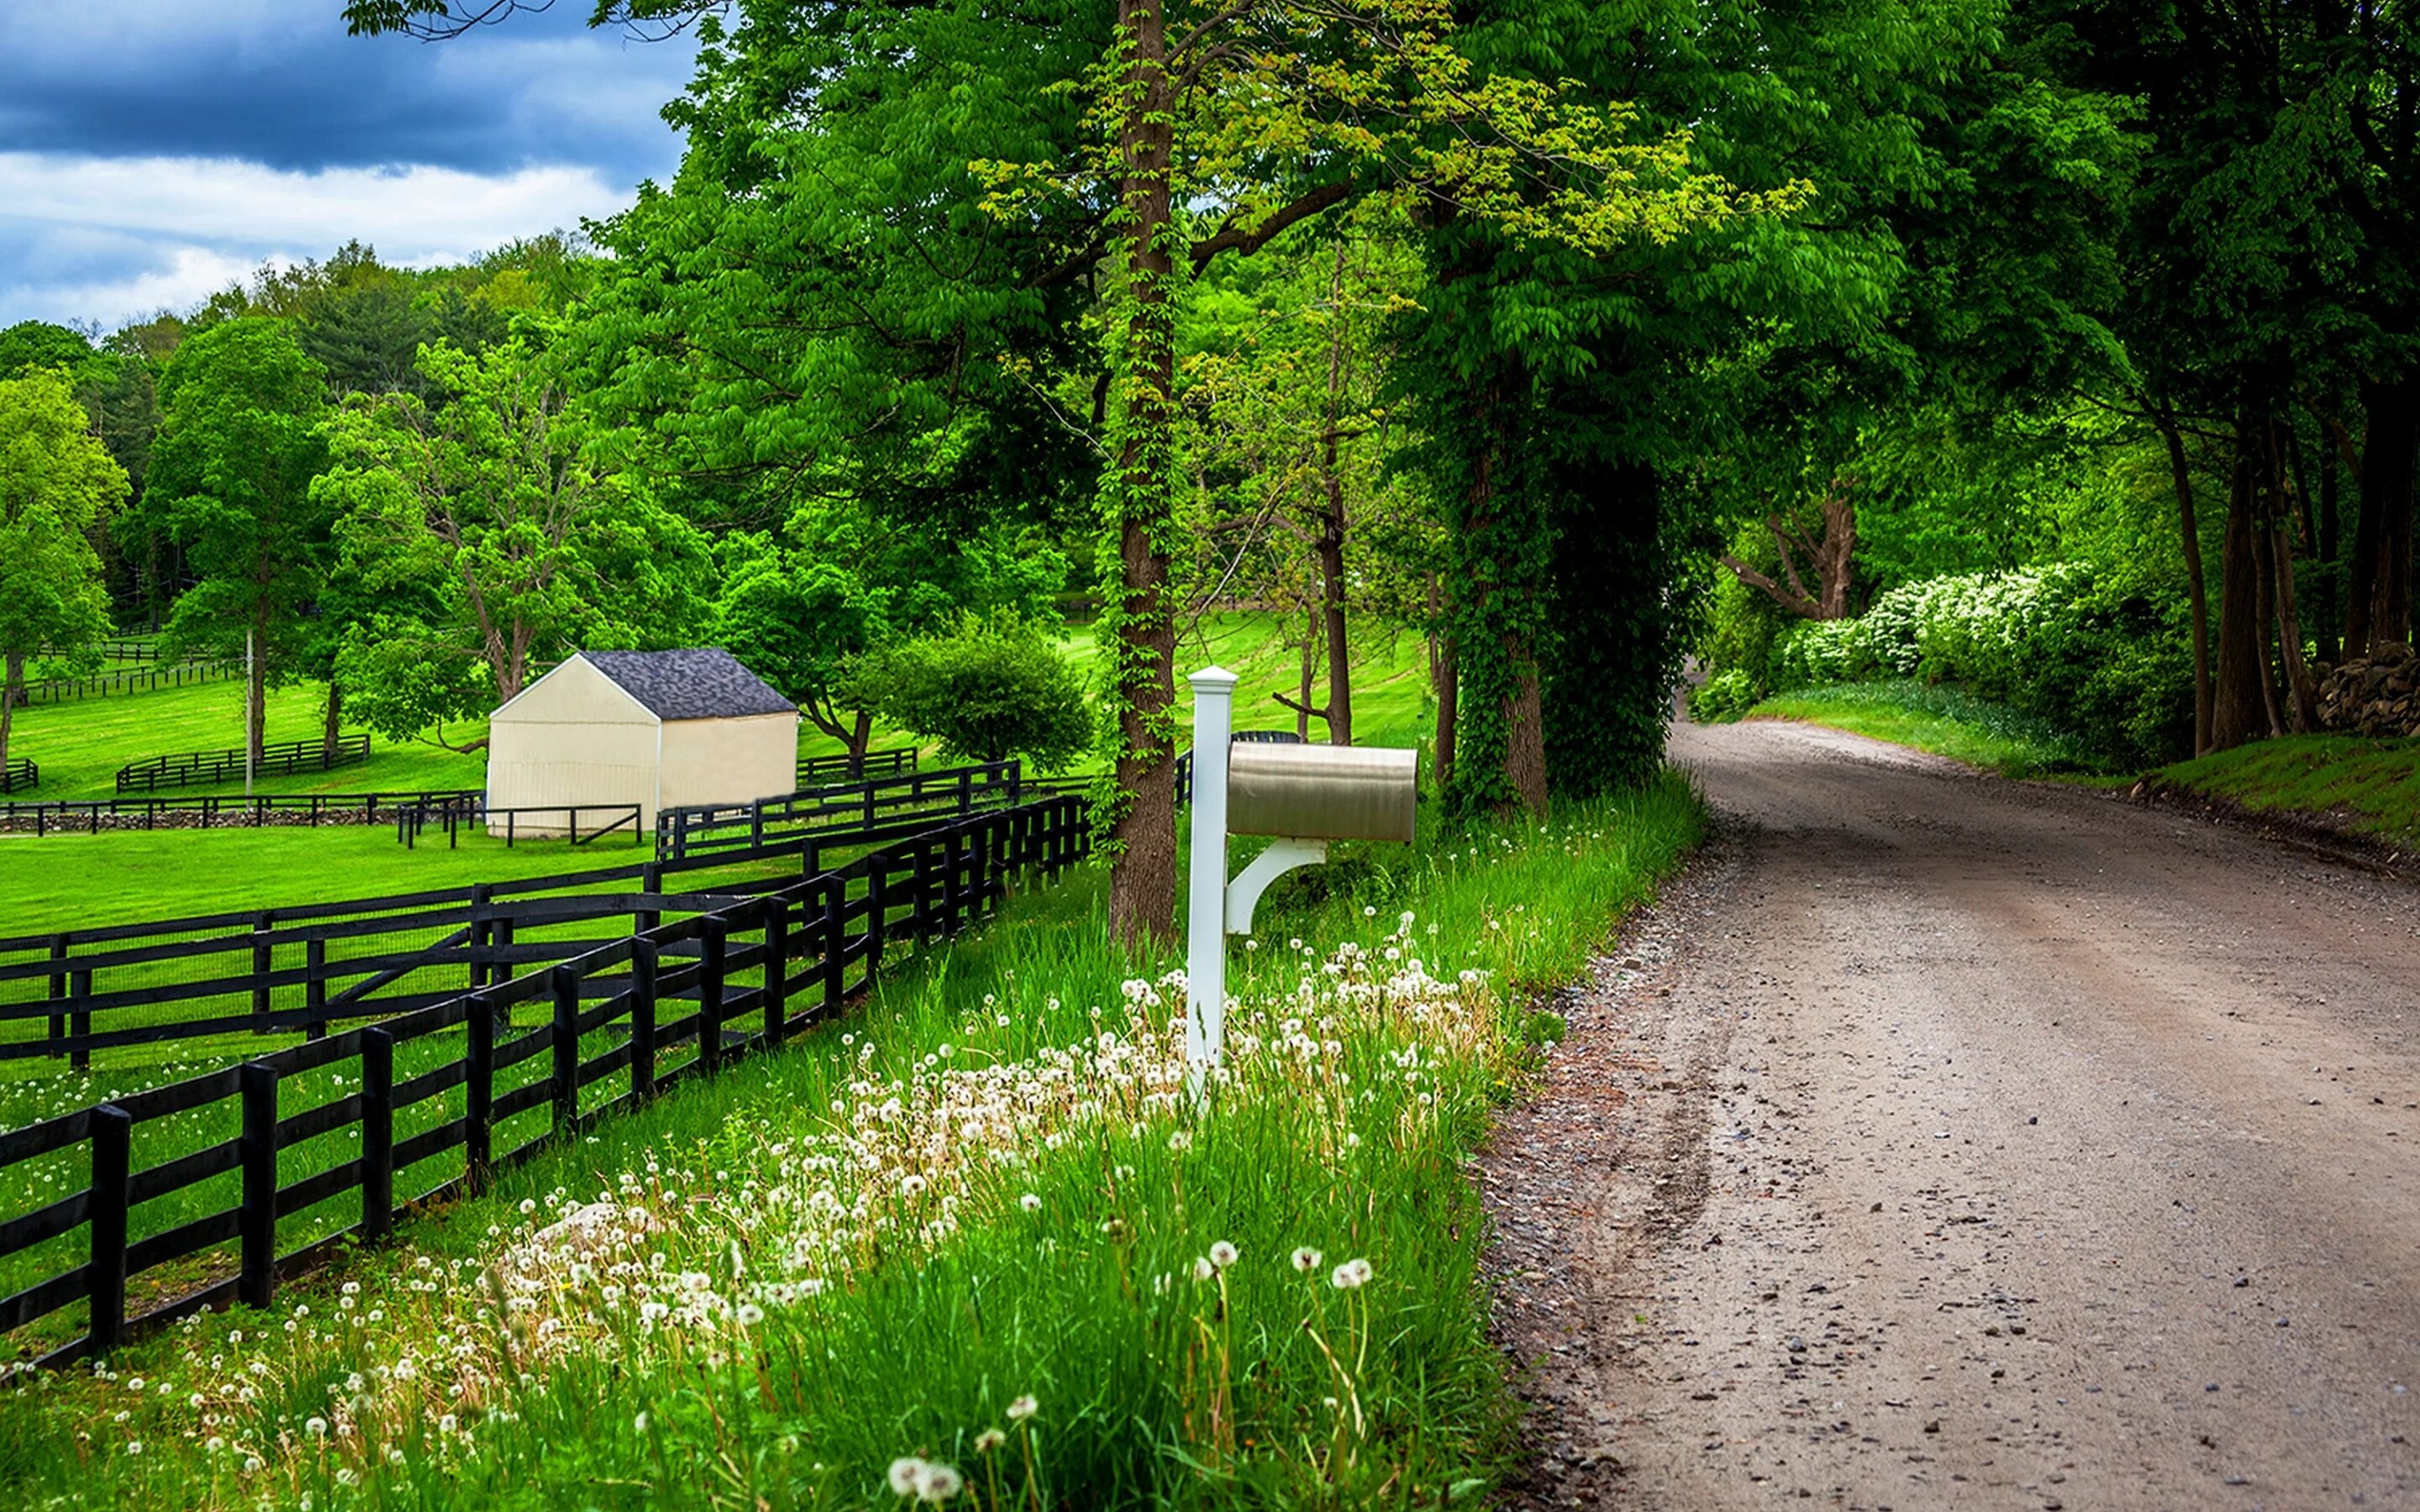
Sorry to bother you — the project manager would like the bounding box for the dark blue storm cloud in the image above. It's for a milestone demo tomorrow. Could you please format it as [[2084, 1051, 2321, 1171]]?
[[0, 3, 701, 326], [0, 3, 697, 181]]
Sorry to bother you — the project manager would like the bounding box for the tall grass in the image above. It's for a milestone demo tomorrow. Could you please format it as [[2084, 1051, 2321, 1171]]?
[[0, 775, 1702, 1509]]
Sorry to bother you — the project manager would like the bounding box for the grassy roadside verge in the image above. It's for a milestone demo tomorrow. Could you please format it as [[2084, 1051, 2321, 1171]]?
[[2144, 734, 2420, 852], [1734, 680, 2100, 779], [0, 775, 1703, 1509]]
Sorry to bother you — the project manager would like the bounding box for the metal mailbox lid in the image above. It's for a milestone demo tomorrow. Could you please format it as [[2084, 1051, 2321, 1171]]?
[[1226, 743, 1417, 843]]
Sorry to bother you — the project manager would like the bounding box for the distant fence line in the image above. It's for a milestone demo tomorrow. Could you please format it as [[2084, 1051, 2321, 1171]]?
[[0, 790, 485, 837], [118, 734, 372, 794], [0, 791, 1092, 1367], [3, 659, 240, 710], [0, 758, 34, 795]]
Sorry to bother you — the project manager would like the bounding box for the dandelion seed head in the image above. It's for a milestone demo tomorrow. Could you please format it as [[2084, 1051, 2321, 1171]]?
[[1291, 1247, 1323, 1273]]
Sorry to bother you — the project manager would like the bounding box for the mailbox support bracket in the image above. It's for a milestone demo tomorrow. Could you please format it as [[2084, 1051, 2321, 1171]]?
[[1224, 837, 1327, 936]]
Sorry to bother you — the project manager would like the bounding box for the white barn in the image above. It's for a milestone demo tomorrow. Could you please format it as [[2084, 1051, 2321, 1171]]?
[[485, 649, 799, 834]]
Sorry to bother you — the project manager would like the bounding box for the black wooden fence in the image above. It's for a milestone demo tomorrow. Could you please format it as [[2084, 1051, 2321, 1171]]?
[[5, 659, 239, 709], [0, 789, 484, 837], [394, 801, 646, 849], [0, 792, 1090, 1366], [117, 734, 373, 794], [659, 759, 1029, 861], [0, 764, 1054, 1067], [0, 758, 34, 795], [797, 746, 916, 789]]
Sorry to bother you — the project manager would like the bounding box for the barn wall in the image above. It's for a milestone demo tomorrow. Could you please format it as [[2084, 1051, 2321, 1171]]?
[[658, 711, 800, 812], [487, 658, 660, 833]]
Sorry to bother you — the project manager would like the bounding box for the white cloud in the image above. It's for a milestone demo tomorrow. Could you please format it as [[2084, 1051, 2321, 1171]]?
[[0, 152, 634, 328]]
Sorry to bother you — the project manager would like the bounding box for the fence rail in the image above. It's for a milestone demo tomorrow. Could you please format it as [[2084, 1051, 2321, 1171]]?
[[0, 789, 484, 837], [657, 759, 1030, 862], [797, 747, 916, 789], [0, 793, 1091, 1366], [117, 734, 373, 794], [0, 758, 33, 795], [395, 801, 646, 850], [5, 659, 240, 709]]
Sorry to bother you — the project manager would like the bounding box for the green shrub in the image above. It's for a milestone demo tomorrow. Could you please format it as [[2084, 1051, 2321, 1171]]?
[[1688, 667, 1764, 722], [1767, 561, 2191, 768], [855, 617, 1095, 770]]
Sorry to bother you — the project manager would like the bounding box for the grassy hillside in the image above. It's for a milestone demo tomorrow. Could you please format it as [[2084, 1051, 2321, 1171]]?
[[2149, 734, 2420, 849]]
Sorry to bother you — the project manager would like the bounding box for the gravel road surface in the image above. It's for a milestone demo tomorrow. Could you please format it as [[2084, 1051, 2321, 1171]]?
[[1483, 717, 2420, 1511]]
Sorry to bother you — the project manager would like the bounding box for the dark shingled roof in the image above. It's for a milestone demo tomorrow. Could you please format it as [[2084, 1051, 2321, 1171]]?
[[581, 648, 797, 722]]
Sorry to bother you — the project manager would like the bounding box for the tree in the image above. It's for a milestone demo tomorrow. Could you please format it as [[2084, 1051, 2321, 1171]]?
[[316, 333, 711, 743], [149, 320, 333, 766], [857, 617, 1094, 771], [714, 503, 1065, 775], [0, 368, 127, 770]]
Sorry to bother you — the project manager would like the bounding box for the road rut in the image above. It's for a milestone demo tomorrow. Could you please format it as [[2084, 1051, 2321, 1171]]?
[[1483, 717, 2420, 1511]]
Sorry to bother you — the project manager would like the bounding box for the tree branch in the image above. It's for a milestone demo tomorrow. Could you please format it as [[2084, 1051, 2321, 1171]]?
[[1190, 183, 1353, 270]]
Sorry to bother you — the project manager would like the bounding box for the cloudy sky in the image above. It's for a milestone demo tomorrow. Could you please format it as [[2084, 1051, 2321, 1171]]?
[[0, 2, 699, 330]]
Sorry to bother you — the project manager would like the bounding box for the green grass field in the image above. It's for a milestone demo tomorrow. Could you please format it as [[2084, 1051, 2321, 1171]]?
[[2150, 733, 2420, 848], [1739, 680, 2101, 779]]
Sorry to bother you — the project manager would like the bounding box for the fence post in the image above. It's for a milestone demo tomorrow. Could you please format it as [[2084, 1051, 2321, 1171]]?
[[865, 862, 887, 985], [763, 900, 789, 1049], [238, 1063, 278, 1310], [250, 912, 274, 1034], [69, 969, 92, 1072], [464, 993, 494, 1194], [469, 885, 492, 989], [46, 935, 66, 1058], [697, 917, 727, 1075], [360, 1029, 393, 1242], [823, 876, 846, 1016], [551, 966, 581, 1136], [88, 1104, 133, 1355], [629, 942, 658, 1105], [304, 938, 327, 1040], [912, 842, 934, 946]]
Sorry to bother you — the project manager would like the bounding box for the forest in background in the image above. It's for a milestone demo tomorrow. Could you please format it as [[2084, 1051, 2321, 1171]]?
[[2, 0, 2414, 938]]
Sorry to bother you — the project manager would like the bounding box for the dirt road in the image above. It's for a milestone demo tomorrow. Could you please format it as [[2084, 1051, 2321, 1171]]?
[[1483, 717, 2420, 1512]]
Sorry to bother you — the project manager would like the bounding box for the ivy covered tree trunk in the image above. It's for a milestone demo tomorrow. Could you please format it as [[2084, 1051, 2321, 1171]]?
[[1102, 0, 1181, 948], [1544, 462, 1676, 797], [1441, 382, 1550, 816]]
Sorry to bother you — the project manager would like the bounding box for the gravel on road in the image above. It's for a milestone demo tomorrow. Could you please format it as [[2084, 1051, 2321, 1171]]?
[[1483, 717, 2420, 1512]]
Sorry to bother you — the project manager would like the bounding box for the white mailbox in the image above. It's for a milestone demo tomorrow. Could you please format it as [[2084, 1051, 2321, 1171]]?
[[1183, 665, 1419, 1085]]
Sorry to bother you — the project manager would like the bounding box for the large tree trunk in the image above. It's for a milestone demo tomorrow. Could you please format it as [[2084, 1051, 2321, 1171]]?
[[847, 709, 872, 779], [1504, 668, 1548, 812], [2155, 405, 2214, 754], [1433, 627, 1456, 797], [1105, 0, 1180, 948], [323, 681, 344, 764], [2271, 518, 2317, 732], [2364, 374, 2419, 649], [1316, 241, 1353, 747], [2212, 409, 2273, 749], [2317, 434, 2341, 665]]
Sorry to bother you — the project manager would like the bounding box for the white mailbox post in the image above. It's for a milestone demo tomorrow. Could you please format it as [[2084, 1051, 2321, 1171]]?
[[1184, 664, 1418, 1086]]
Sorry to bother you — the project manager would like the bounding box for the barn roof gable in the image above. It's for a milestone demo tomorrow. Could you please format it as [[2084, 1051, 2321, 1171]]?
[[577, 649, 797, 722]]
